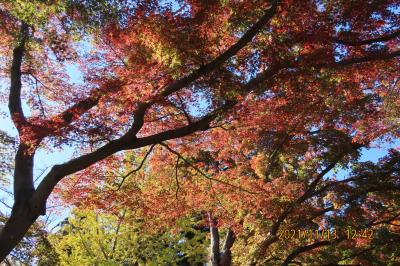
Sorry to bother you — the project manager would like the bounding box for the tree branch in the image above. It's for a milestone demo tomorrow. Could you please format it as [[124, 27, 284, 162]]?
[[175, 157, 180, 201], [333, 29, 400, 46], [330, 50, 400, 68], [160, 142, 257, 194], [8, 23, 29, 131], [281, 240, 332, 266], [176, 92, 192, 124], [40, 80, 124, 138], [113, 144, 156, 191], [29, 103, 232, 215], [111, 209, 126, 257]]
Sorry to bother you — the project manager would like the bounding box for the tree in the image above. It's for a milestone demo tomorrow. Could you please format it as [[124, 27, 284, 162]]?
[[0, 0, 399, 261], [46, 208, 208, 265]]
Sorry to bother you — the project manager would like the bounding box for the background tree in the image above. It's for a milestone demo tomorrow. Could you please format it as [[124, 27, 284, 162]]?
[[47, 208, 208, 265]]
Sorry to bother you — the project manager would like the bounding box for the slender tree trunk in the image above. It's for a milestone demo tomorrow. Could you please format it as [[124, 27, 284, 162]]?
[[209, 214, 220, 266], [220, 229, 235, 266], [208, 213, 235, 266]]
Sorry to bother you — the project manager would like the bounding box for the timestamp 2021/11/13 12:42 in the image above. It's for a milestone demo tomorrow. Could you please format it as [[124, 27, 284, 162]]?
[[278, 227, 375, 241]]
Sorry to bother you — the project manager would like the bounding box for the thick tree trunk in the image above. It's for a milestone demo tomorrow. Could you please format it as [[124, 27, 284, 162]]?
[[0, 144, 38, 260], [0, 202, 38, 260]]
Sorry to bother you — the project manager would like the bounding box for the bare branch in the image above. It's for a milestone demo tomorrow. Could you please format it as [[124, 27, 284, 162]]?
[[176, 92, 192, 124], [113, 144, 156, 191], [160, 142, 257, 195], [331, 50, 400, 68], [281, 240, 332, 266], [175, 157, 180, 201], [0, 199, 12, 209], [333, 29, 400, 46]]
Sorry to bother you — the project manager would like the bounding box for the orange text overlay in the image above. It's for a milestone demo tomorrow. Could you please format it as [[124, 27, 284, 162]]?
[[277, 227, 374, 241]]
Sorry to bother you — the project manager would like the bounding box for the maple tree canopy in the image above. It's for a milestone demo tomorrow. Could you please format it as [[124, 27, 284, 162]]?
[[0, 0, 399, 264]]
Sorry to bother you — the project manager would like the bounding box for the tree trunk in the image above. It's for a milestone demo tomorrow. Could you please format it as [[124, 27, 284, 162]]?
[[0, 143, 38, 261], [0, 202, 38, 260], [209, 214, 220, 266], [220, 229, 235, 266], [208, 213, 235, 266]]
